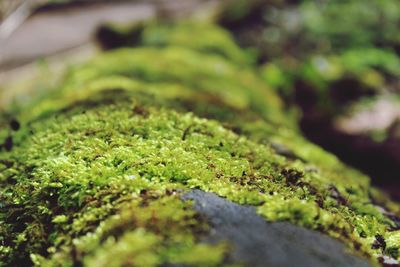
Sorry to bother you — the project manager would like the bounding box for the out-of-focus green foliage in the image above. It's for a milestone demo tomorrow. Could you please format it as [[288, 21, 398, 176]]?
[[222, 0, 400, 57], [300, 0, 400, 51], [262, 47, 400, 113], [221, 0, 400, 123]]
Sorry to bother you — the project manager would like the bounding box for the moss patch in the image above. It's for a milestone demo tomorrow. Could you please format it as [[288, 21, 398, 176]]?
[[1, 21, 399, 266]]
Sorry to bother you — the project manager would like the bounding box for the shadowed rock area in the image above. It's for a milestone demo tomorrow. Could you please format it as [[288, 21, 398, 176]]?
[[184, 190, 372, 267]]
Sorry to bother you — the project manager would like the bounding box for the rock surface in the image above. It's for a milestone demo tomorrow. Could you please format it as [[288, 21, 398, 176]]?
[[185, 190, 372, 267]]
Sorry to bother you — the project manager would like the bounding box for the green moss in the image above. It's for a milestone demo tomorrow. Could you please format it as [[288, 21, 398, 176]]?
[[1, 21, 400, 266], [29, 194, 228, 267], [141, 21, 256, 65], [386, 231, 400, 259], [102, 21, 256, 66]]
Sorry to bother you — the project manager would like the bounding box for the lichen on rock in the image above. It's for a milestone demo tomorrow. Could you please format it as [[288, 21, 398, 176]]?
[[0, 21, 399, 266]]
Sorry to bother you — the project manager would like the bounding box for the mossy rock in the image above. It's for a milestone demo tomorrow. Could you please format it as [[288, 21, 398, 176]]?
[[0, 21, 399, 267]]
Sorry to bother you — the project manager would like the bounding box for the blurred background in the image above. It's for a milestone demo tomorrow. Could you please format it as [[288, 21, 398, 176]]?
[[0, 0, 399, 198]]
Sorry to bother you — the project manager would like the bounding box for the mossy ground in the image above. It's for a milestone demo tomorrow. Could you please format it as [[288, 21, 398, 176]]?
[[1, 21, 399, 266]]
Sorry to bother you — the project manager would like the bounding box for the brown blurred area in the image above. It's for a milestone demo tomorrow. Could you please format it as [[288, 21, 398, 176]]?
[[0, 0, 25, 21], [0, 0, 223, 71]]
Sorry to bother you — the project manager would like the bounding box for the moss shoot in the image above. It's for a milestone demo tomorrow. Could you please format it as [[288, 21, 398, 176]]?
[[1, 21, 399, 266]]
